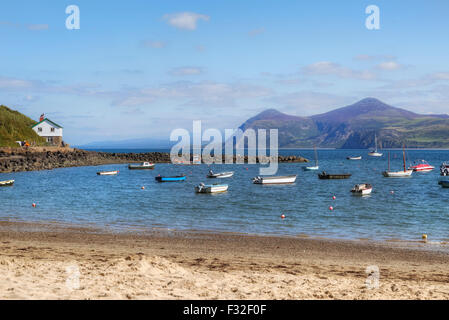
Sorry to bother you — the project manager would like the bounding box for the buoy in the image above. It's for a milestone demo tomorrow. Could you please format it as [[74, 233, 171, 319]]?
[[422, 234, 428, 240], [32, 203, 36, 208], [281, 214, 286, 219], [390, 190, 394, 194], [245, 167, 248, 170], [332, 196, 336, 200], [141, 186, 145, 190], [329, 206, 334, 211]]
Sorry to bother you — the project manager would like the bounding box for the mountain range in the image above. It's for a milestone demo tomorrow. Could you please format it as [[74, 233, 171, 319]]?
[[238, 98, 449, 149]]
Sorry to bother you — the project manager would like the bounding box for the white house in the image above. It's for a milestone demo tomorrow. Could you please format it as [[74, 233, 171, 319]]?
[[32, 117, 64, 146]]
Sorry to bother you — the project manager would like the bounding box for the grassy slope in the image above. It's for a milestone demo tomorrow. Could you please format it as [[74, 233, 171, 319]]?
[[0, 105, 46, 147]]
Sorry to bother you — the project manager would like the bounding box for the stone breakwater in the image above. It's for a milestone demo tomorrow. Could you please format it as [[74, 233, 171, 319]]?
[[0, 148, 308, 173]]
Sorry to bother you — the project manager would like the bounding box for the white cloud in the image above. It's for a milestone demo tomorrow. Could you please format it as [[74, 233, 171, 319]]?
[[377, 61, 402, 71], [302, 61, 377, 80], [169, 67, 204, 76], [354, 54, 396, 61], [163, 12, 210, 30]]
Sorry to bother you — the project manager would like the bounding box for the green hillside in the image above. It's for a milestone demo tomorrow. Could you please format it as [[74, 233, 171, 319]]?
[[0, 105, 46, 147]]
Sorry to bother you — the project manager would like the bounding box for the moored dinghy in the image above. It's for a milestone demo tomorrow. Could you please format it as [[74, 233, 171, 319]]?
[[97, 170, 119, 176], [0, 180, 14, 187], [128, 162, 155, 170], [155, 175, 186, 182], [318, 172, 351, 179], [195, 183, 229, 193], [351, 183, 373, 195], [252, 175, 297, 184], [207, 170, 234, 178], [347, 156, 362, 160]]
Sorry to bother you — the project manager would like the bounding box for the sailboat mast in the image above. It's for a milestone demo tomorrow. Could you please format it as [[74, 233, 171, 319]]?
[[314, 146, 318, 166], [388, 151, 390, 172], [375, 134, 378, 152], [402, 144, 406, 172]]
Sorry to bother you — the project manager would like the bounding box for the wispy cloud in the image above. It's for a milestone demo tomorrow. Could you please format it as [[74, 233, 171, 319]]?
[[354, 54, 396, 61], [163, 12, 210, 30], [376, 61, 403, 71], [302, 61, 377, 80], [0, 21, 48, 31], [169, 67, 204, 76]]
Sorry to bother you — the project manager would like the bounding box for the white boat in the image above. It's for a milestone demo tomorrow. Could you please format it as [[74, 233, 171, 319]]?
[[128, 162, 155, 170], [303, 146, 319, 171], [195, 183, 228, 193], [441, 162, 449, 176], [368, 134, 383, 157], [206, 170, 234, 178], [252, 175, 297, 185], [97, 170, 119, 176], [0, 180, 14, 187], [347, 156, 362, 160], [351, 183, 373, 195], [382, 148, 413, 178]]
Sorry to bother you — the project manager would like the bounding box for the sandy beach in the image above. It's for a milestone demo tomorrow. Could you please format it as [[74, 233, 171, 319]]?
[[0, 221, 448, 300]]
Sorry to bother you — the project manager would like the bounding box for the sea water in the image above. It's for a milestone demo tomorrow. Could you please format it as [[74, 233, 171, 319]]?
[[1, 149, 448, 243]]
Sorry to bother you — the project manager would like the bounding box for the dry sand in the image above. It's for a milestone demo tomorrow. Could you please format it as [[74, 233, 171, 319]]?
[[0, 221, 448, 300]]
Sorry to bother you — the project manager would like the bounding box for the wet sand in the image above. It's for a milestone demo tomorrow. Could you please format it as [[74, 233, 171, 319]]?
[[0, 221, 448, 299]]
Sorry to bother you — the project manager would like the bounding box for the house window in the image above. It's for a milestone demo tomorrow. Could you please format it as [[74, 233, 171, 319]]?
[[38, 127, 42, 132], [51, 127, 55, 132]]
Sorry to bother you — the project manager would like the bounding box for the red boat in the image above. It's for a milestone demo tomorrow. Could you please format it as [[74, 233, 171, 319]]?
[[408, 160, 434, 172]]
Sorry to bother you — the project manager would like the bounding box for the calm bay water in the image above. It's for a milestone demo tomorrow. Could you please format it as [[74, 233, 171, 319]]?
[[1, 149, 449, 243]]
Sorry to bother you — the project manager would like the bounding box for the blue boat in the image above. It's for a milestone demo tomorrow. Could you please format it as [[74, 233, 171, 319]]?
[[155, 175, 186, 182], [438, 180, 449, 188]]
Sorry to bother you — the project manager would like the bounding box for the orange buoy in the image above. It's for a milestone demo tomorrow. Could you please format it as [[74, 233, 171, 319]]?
[[281, 214, 286, 219], [32, 203, 36, 208], [141, 186, 145, 190]]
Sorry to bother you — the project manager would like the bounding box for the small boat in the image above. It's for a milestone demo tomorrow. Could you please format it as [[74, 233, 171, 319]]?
[[195, 183, 228, 193], [408, 160, 434, 172], [438, 180, 449, 188], [347, 156, 362, 160], [0, 180, 14, 187], [382, 148, 413, 178], [252, 175, 297, 185], [351, 183, 373, 195], [97, 170, 119, 176], [318, 172, 351, 179], [303, 146, 319, 171], [206, 170, 234, 178], [440, 162, 449, 176], [155, 175, 186, 182], [368, 134, 383, 157], [128, 162, 155, 170]]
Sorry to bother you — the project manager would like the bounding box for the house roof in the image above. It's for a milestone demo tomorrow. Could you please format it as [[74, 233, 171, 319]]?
[[31, 118, 63, 129]]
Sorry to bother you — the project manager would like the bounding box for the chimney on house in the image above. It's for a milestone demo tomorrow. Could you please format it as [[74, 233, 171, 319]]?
[[39, 113, 45, 122]]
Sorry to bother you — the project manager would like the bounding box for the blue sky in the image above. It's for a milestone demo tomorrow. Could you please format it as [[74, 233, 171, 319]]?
[[1, 0, 449, 145]]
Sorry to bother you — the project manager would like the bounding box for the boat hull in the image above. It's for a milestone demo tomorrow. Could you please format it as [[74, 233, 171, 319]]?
[[253, 175, 297, 184], [347, 156, 362, 160], [351, 184, 373, 195], [128, 165, 155, 170], [318, 173, 351, 179], [0, 180, 14, 187], [97, 171, 119, 176], [207, 172, 234, 178], [368, 152, 383, 157], [382, 170, 413, 177], [155, 176, 186, 182], [195, 184, 228, 193], [303, 166, 319, 171]]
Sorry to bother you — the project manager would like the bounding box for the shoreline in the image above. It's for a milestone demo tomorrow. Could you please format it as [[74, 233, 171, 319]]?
[[0, 220, 448, 299]]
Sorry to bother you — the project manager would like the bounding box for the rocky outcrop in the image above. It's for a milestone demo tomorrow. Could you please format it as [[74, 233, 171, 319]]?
[[0, 148, 308, 173]]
